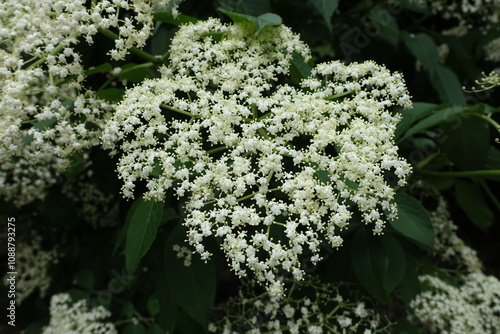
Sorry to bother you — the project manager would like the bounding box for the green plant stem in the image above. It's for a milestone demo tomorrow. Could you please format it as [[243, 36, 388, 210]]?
[[160, 103, 198, 118], [236, 187, 281, 203], [207, 146, 227, 154], [26, 44, 64, 69], [324, 90, 355, 101], [97, 27, 159, 63], [97, 62, 154, 92], [418, 169, 500, 177]]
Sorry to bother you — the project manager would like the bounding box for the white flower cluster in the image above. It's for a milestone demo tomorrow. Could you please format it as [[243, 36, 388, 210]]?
[[209, 278, 389, 334], [409, 0, 500, 33], [0, 0, 171, 205], [103, 18, 412, 295], [2, 236, 57, 304], [409, 273, 500, 334], [485, 37, 500, 62], [0, 0, 170, 62], [172, 244, 193, 267], [43, 293, 117, 334], [429, 194, 482, 273]]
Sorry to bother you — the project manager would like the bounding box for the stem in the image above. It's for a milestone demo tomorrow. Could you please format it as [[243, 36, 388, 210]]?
[[207, 146, 227, 154], [236, 187, 281, 203], [97, 28, 159, 63], [26, 44, 64, 69], [418, 169, 500, 177], [98, 62, 154, 92], [160, 103, 198, 118], [324, 90, 355, 101]]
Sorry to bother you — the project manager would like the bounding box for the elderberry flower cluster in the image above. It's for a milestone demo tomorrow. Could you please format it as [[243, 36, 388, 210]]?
[[408, 0, 500, 34], [409, 273, 500, 334], [43, 293, 117, 334], [103, 18, 411, 295], [2, 236, 58, 304], [209, 278, 390, 334], [485, 37, 500, 62], [429, 194, 482, 273], [1, 0, 176, 205]]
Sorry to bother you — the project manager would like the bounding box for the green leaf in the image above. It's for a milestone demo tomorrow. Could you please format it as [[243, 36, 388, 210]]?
[[153, 12, 198, 25], [455, 180, 493, 231], [389, 192, 434, 252], [64, 150, 86, 182], [147, 294, 161, 316], [310, 0, 339, 33], [430, 64, 466, 105], [439, 114, 489, 170], [381, 234, 406, 292], [219, 8, 282, 36], [119, 63, 154, 83], [290, 52, 313, 84], [125, 197, 164, 274], [219, 0, 271, 16], [400, 105, 468, 141], [351, 228, 406, 303], [97, 88, 125, 102], [164, 224, 216, 328], [403, 33, 439, 71], [398, 253, 420, 306], [152, 268, 179, 333], [85, 63, 112, 76], [123, 323, 146, 334], [395, 102, 437, 142], [146, 324, 164, 334]]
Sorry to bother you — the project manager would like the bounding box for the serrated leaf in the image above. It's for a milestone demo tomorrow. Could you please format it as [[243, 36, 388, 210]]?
[[125, 197, 164, 274], [389, 192, 434, 252], [430, 65, 465, 105], [164, 224, 216, 328], [219, 8, 282, 36], [455, 180, 493, 231], [439, 114, 489, 170], [400, 105, 468, 141], [310, 0, 339, 33]]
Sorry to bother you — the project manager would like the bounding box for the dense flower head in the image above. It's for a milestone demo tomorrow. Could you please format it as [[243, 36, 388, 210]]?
[[0, 0, 178, 205], [103, 19, 412, 294], [409, 273, 500, 334], [43, 293, 117, 334], [429, 193, 482, 273], [209, 278, 389, 334]]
